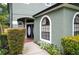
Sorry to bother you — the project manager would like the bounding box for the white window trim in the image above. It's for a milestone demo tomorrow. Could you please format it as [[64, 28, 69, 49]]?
[[40, 15, 52, 44], [72, 12, 79, 36]]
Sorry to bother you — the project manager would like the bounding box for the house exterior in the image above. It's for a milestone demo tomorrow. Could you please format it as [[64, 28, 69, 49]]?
[[9, 3, 53, 27], [9, 3, 54, 38], [9, 3, 79, 48]]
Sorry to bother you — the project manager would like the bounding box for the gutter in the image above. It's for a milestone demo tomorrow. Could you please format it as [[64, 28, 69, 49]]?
[[33, 3, 79, 18], [33, 3, 62, 17]]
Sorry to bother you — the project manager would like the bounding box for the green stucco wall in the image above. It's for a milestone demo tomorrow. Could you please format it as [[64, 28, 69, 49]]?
[[34, 7, 79, 48], [63, 8, 78, 36], [34, 17, 40, 42]]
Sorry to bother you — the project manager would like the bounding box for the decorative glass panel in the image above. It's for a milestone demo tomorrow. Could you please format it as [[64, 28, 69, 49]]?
[[42, 17, 50, 25], [74, 15, 79, 24]]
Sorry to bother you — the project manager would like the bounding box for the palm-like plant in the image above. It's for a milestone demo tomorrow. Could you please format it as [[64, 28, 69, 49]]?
[[0, 3, 8, 34]]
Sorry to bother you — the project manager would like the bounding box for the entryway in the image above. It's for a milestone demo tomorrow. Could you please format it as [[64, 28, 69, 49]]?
[[17, 17, 34, 42], [27, 24, 34, 38], [17, 17, 49, 55], [25, 24, 34, 43]]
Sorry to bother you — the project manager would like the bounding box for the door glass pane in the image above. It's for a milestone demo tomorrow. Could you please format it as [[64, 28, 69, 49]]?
[[28, 26, 31, 36]]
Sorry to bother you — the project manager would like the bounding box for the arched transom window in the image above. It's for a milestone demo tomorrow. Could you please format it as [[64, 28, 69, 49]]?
[[40, 15, 51, 43], [73, 13, 79, 35]]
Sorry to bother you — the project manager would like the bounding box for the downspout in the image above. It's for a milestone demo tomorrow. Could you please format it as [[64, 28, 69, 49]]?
[[8, 3, 13, 28]]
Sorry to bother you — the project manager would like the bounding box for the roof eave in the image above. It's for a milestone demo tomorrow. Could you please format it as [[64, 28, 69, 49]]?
[[33, 3, 62, 17], [33, 3, 79, 18]]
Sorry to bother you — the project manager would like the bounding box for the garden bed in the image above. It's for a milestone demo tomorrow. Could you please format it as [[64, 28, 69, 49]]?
[[35, 41, 61, 55]]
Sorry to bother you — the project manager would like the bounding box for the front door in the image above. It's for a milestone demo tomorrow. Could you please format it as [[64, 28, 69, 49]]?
[[27, 24, 34, 38]]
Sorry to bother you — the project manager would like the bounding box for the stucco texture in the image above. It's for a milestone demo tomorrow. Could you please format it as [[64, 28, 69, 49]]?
[[34, 7, 79, 48]]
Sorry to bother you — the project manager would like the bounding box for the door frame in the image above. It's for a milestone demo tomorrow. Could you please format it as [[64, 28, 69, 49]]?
[[26, 22, 34, 38]]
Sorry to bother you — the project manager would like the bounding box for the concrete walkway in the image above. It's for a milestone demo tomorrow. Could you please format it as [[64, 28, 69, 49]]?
[[22, 42, 49, 55]]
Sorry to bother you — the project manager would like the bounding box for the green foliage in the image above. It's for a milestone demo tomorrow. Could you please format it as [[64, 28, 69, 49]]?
[[0, 3, 9, 33], [0, 34, 9, 55], [61, 35, 79, 55], [0, 3, 8, 15], [0, 49, 8, 55], [39, 41, 60, 55], [7, 28, 25, 54]]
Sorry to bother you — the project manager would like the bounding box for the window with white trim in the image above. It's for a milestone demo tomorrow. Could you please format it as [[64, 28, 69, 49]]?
[[40, 15, 51, 41], [18, 21, 24, 27], [74, 14, 79, 35]]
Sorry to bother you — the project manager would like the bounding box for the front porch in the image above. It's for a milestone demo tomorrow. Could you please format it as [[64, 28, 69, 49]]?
[[17, 17, 49, 55], [17, 17, 34, 42]]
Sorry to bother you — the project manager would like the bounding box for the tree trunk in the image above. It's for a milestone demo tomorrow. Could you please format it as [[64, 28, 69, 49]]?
[[0, 23, 3, 34]]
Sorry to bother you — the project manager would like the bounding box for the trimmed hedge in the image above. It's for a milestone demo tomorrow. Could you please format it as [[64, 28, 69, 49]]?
[[7, 28, 25, 54], [0, 34, 9, 55], [39, 41, 60, 55], [61, 35, 79, 55]]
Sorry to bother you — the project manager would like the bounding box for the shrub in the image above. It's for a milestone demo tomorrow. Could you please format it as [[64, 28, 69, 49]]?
[[0, 49, 8, 55], [39, 41, 60, 55], [4, 28, 8, 35], [0, 34, 9, 55], [61, 35, 79, 55], [7, 28, 25, 55]]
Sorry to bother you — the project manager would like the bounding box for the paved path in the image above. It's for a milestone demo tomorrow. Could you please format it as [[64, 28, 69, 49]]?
[[22, 42, 49, 55]]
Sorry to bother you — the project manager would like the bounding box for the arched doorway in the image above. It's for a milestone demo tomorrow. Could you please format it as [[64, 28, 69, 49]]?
[[17, 17, 34, 40]]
